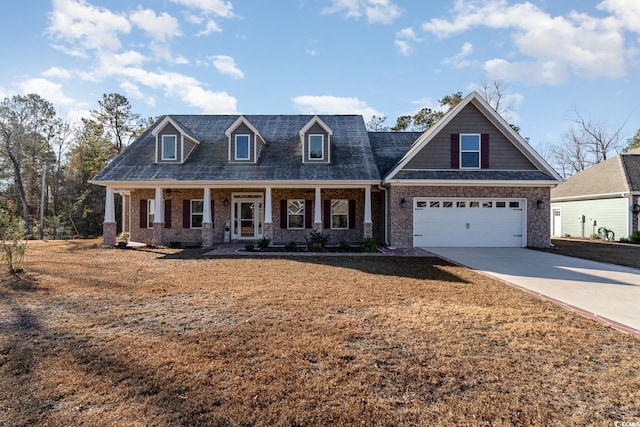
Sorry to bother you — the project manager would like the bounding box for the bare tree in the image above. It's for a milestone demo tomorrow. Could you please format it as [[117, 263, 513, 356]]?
[[471, 79, 517, 120]]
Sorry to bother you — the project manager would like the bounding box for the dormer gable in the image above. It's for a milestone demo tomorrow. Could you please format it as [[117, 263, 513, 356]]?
[[300, 115, 333, 163], [151, 116, 200, 164], [224, 115, 265, 163]]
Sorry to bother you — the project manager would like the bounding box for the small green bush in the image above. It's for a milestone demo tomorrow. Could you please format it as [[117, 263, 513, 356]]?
[[338, 240, 351, 252], [284, 241, 298, 252], [361, 237, 379, 253], [169, 241, 181, 248], [244, 243, 255, 252], [629, 230, 640, 244], [306, 230, 330, 251], [257, 237, 271, 249]]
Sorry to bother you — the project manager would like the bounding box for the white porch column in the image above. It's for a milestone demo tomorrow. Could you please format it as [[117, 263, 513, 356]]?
[[314, 186, 322, 230], [203, 187, 212, 223], [364, 186, 373, 239], [153, 187, 164, 246], [105, 187, 115, 223], [154, 187, 164, 224], [263, 187, 273, 242], [103, 187, 117, 246], [264, 187, 272, 223], [202, 187, 213, 247], [364, 186, 372, 223]]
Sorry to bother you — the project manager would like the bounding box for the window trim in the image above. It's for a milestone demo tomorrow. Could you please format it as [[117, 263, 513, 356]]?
[[287, 199, 305, 230], [235, 134, 251, 160], [330, 199, 349, 230], [308, 134, 324, 160], [161, 134, 177, 161], [460, 133, 481, 169], [191, 199, 204, 229]]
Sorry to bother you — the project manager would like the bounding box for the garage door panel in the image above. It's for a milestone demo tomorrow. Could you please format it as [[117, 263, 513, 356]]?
[[413, 199, 525, 247]]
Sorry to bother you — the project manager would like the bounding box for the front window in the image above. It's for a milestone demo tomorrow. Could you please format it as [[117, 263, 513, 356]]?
[[287, 200, 305, 229], [162, 135, 177, 160], [331, 199, 348, 229], [148, 199, 155, 228], [191, 200, 204, 228], [460, 134, 480, 169], [309, 134, 324, 159], [235, 134, 250, 160]]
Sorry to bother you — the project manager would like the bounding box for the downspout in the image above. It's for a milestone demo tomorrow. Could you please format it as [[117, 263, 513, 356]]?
[[378, 184, 390, 246]]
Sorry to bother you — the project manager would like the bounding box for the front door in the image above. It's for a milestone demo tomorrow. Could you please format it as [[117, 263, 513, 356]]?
[[232, 194, 263, 240], [552, 209, 562, 237]]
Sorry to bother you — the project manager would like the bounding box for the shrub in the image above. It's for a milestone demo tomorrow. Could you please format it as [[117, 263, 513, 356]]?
[[244, 243, 255, 252], [0, 209, 27, 274], [306, 230, 330, 251], [284, 241, 298, 252], [629, 230, 640, 244], [361, 237, 379, 253], [169, 241, 181, 249], [338, 240, 351, 252], [257, 237, 271, 249]]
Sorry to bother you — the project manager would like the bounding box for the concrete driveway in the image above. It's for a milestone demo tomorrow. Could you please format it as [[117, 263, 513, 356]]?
[[425, 247, 640, 336]]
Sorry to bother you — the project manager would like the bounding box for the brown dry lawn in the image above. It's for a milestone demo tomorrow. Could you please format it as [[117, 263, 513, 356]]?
[[1, 240, 639, 426], [541, 238, 640, 270]]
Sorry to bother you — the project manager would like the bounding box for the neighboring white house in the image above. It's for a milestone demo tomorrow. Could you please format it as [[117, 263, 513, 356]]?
[[550, 149, 640, 239]]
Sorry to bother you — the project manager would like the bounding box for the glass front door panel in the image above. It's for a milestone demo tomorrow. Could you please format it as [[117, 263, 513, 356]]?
[[232, 194, 264, 239]]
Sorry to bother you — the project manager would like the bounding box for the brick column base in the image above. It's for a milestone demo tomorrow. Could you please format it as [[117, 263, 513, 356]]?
[[313, 222, 323, 232], [263, 222, 273, 243], [363, 222, 372, 239], [153, 223, 163, 246], [103, 222, 117, 246], [202, 222, 213, 247]]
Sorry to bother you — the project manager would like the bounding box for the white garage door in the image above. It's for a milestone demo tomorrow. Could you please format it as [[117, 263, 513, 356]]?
[[413, 198, 526, 247]]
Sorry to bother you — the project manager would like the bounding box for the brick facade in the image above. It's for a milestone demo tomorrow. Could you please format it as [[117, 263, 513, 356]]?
[[387, 185, 551, 248], [128, 187, 372, 246]]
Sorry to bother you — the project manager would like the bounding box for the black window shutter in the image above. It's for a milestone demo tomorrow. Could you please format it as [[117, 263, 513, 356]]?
[[280, 200, 287, 228], [481, 133, 490, 169], [348, 200, 356, 229], [164, 200, 171, 228], [451, 134, 460, 169], [183, 200, 190, 228], [140, 199, 148, 228], [323, 200, 331, 228], [211, 200, 215, 227], [305, 200, 313, 229]]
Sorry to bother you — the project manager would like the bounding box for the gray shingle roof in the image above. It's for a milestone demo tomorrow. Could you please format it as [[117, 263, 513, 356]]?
[[551, 154, 636, 199], [93, 115, 381, 183], [368, 131, 422, 176]]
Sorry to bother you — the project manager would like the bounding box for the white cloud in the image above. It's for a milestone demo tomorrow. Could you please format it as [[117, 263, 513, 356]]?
[[42, 67, 73, 79], [119, 81, 153, 107], [171, 0, 233, 35], [211, 55, 244, 79], [196, 20, 223, 36], [291, 95, 382, 122], [170, 0, 234, 18], [598, 0, 640, 32], [19, 78, 77, 108], [129, 8, 180, 42], [322, 0, 402, 25], [394, 27, 420, 55], [48, 0, 131, 53], [422, 0, 629, 83], [442, 42, 473, 69]]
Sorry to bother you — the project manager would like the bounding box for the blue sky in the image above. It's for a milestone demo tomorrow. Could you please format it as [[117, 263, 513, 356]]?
[[1, 0, 639, 159]]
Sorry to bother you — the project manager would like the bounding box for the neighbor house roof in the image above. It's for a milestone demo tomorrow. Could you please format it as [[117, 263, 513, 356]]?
[[92, 115, 381, 185], [551, 151, 640, 200]]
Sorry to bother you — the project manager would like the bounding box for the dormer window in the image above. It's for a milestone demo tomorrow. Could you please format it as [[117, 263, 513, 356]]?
[[300, 116, 333, 164], [152, 116, 200, 164], [225, 116, 265, 163], [309, 134, 324, 160], [235, 134, 250, 160], [162, 135, 177, 160]]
